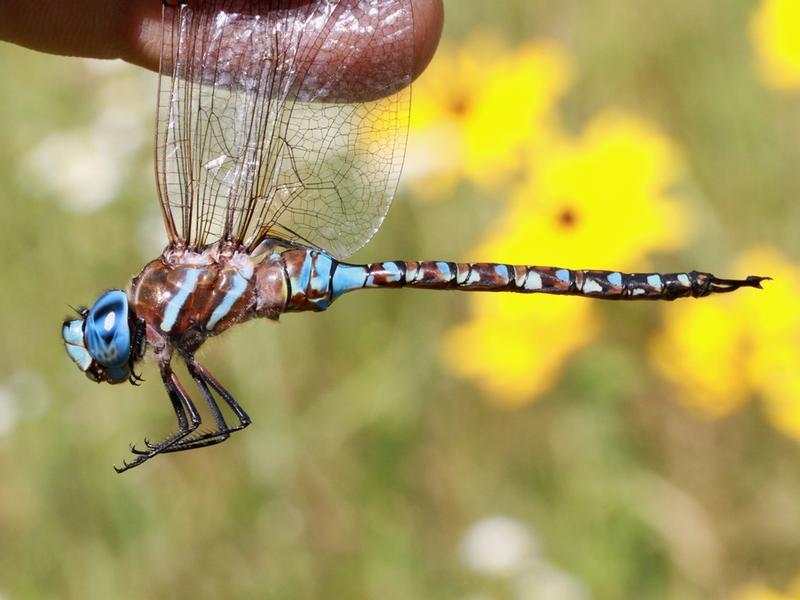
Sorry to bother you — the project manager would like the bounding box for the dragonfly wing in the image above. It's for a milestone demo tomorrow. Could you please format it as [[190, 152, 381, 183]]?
[[154, 0, 413, 256]]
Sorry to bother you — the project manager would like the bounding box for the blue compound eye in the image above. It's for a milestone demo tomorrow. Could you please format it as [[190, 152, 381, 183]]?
[[84, 290, 132, 371], [62, 290, 137, 385], [62, 318, 93, 371]]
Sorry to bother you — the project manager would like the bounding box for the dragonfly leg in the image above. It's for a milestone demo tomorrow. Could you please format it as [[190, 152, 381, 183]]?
[[193, 362, 252, 430], [156, 360, 252, 453], [114, 362, 201, 473]]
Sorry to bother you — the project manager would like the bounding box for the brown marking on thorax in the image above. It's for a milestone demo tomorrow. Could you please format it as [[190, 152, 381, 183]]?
[[129, 247, 290, 355], [254, 254, 289, 320]]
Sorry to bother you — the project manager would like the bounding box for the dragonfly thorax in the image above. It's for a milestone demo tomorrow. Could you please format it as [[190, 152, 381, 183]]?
[[128, 246, 289, 357]]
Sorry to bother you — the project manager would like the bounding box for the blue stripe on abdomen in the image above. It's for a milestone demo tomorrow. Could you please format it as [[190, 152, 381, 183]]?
[[161, 268, 201, 332], [296, 252, 313, 293], [366, 262, 404, 286], [494, 265, 510, 279], [331, 264, 368, 299], [310, 253, 334, 294], [287, 250, 336, 310], [555, 269, 571, 284]]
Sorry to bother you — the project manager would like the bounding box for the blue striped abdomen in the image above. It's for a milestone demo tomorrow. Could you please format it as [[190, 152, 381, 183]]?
[[281, 248, 765, 311]]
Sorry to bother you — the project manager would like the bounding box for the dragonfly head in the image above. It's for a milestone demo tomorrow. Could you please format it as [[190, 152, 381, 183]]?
[[62, 290, 145, 385]]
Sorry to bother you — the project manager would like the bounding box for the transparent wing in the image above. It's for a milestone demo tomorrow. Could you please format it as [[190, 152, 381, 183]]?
[[154, 0, 413, 258]]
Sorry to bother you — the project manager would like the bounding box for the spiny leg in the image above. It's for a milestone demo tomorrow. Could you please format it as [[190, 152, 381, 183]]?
[[115, 364, 201, 473], [126, 366, 192, 457], [195, 362, 252, 429], [157, 361, 252, 453], [157, 363, 233, 452]]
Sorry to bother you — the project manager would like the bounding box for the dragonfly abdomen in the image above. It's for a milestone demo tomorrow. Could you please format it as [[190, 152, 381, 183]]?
[[397, 263, 765, 299], [334, 262, 719, 300], [281, 248, 767, 311]]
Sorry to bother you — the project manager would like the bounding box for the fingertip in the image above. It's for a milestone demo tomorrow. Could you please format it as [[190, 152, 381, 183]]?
[[412, 0, 444, 82], [116, 0, 444, 102], [115, 0, 162, 72]]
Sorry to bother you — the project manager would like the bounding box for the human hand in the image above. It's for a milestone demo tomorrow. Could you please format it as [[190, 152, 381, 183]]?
[[0, 0, 443, 97]]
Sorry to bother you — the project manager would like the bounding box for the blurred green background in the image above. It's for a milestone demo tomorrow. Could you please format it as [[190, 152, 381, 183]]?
[[1, 1, 799, 598]]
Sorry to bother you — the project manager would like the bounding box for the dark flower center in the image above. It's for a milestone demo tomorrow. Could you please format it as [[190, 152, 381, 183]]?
[[558, 206, 578, 228], [449, 96, 470, 117]]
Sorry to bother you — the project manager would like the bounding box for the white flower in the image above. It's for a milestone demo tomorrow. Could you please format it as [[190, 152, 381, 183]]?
[[460, 515, 538, 577], [513, 562, 589, 600], [23, 128, 124, 212]]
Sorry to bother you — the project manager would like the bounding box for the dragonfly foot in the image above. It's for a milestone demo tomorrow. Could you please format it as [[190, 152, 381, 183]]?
[[115, 426, 200, 472], [113, 458, 135, 474], [129, 439, 158, 455], [113, 453, 157, 474], [159, 423, 253, 454]]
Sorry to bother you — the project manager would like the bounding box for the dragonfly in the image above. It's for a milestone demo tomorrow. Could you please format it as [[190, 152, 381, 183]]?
[[61, 0, 767, 473]]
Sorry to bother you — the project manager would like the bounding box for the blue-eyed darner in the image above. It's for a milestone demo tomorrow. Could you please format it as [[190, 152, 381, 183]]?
[[61, 0, 767, 473]]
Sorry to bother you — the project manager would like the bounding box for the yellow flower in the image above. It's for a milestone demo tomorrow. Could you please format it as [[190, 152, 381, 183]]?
[[749, 0, 800, 90], [405, 34, 571, 195], [738, 248, 800, 438], [443, 112, 689, 406], [442, 294, 598, 407], [650, 247, 800, 440], [494, 112, 688, 268], [650, 299, 751, 417], [734, 577, 800, 600]]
